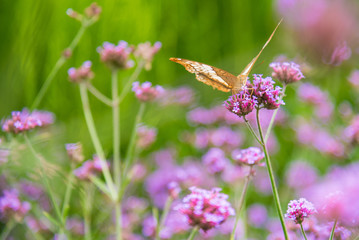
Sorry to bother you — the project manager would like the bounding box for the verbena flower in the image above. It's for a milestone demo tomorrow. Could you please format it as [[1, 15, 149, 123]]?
[[285, 160, 317, 189], [326, 41, 352, 66], [285, 198, 316, 224], [66, 217, 85, 236], [65, 143, 84, 163], [25, 216, 51, 233], [348, 69, 359, 88], [343, 115, 359, 145], [247, 204, 268, 228], [224, 93, 256, 117], [167, 181, 181, 199], [269, 61, 305, 85], [202, 148, 228, 174], [97, 41, 134, 69], [84, 2, 101, 20], [175, 187, 234, 231], [159, 86, 194, 106], [68, 61, 94, 83], [132, 81, 164, 102], [232, 147, 264, 166], [73, 155, 109, 180], [0, 189, 31, 221], [134, 41, 162, 70], [2, 109, 54, 134], [137, 125, 157, 149]]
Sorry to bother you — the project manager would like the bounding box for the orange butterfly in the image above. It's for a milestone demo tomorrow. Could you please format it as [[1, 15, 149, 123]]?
[[170, 20, 282, 95]]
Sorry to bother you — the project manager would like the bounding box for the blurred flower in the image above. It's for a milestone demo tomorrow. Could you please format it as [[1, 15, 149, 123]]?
[[137, 125, 157, 149], [232, 147, 264, 166], [285, 160, 317, 189], [221, 164, 247, 184], [0, 189, 30, 221], [132, 81, 164, 102], [253, 168, 272, 195], [319, 222, 351, 239], [66, 8, 82, 22], [325, 41, 352, 66], [343, 115, 359, 145], [97, 41, 134, 69], [167, 181, 181, 199], [285, 198, 316, 224], [68, 61, 94, 83], [25, 216, 51, 233], [175, 187, 234, 232], [248, 204, 268, 228], [73, 155, 109, 181], [134, 41, 162, 70], [62, 48, 72, 59], [66, 217, 84, 236], [142, 215, 171, 239], [159, 86, 194, 106], [348, 69, 359, 88], [269, 61, 304, 85], [2, 109, 54, 134], [84, 2, 101, 20], [202, 148, 228, 174], [128, 163, 147, 182], [0, 149, 10, 165], [65, 142, 84, 163]]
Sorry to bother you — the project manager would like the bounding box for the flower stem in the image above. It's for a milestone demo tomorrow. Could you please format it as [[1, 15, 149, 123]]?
[[83, 184, 93, 240], [79, 83, 116, 200], [187, 226, 199, 240], [86, 83, 113, 107], [115, 201, 122, 240], [230, 170, 251, 240], [243, 117, 262, 145], [300, 223, 308, 240], [264, 85, 286, 143], [255, 109, 289, 240], [156, 196, 173, 240], [111, 70, 121, 189], [118, 60, 145, 103], [31, 21, 89, 110], [0, 220, 15, 240], [329, 220, 337, 240], [61, 163, 75, 220]]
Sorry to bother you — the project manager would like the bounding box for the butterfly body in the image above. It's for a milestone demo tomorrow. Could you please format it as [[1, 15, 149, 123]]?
[[170, 20, 282, 95]]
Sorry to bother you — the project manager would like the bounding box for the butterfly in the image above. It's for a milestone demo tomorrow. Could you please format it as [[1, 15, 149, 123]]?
[[170, 20, 282, 95]]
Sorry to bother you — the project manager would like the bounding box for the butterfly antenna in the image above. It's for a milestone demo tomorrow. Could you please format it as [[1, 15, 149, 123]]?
[[238, 18, 283, 78]]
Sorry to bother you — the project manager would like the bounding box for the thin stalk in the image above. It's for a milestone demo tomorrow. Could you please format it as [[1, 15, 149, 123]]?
[[79, 83, 116, 200], [230, 170, 251, 240], [156, 197, 173, 240], [255, 109, 289, 240], [300, 223, 308, 240], [115, 202, 122, 240], [31, 21, 89, 110], [83, 185, 93, 240], [61, 163, 75, 220], [24, 135, 64, 229], [87, 83, 113, 107], [118, 60, 145, 103], [329, 220, 337, 240], [0, 220, 15, 240], [243, 117, 262, 145], [187, 226, 199, 240], [264, 85, 287, 143], [111, 70, 121, 189]]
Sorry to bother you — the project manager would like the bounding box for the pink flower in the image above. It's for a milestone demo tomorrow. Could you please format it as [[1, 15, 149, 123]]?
[[348, 70, 359, 88], [232, 147, 264, 166], [84, 2, 101, 20], [224, 93, 256, 117], [269, 61, 304, 85], [73, 155, 110, 180], [202, 148, 228, 174], [68, 61, 94, 83], [137, 125, 157, 149], [132, 81, 164, 102], [97, 41, 134, 69], [176, 187, 234, 231], [65, 143, 84, 163], [159, 86, 194, 106], [325, 41, 352, 66], [134, 41, 162, 70], [285, 160, 317, 189], [285, 198, 316, 224], [0, 189, 31, 221]]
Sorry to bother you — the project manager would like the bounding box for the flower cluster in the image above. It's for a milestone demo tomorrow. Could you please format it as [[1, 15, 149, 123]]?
[[137, 125, 157, 149], [159, 86, 194, 107], [326, 41, 352, 66], [73, 155, 109, 180], [202, 148, 228, 174], [0, 189, 31, 221], [65, 143, 84, 163], [232, 147, 264, 166], [2, 109, 54, 134], [285, 198, 316, 224], [132, 81, 164, 102], [269, 61, 305, 85], [176, 187, 234, 231], [68, 61, 94, 83], [97, 41, 134, 69], [134, 41, 162, 70], [225, 75, 283, 118]]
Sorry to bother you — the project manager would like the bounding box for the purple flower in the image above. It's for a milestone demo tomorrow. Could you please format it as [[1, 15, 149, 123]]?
[[251, 75, 283, 110], [134, 41, 162, 70], [224, 92, 256, 117], [269, 61, 305, 85], [285, 198, 316, 224], [325, 41, 352, 66], [247, 204, 268, 228], [232, 147, 264, 166], [65, 142, 84, 163], [167, 181, 181, 199], [73, 155, 109, 180], [132, 81, 164, 102], [137, 125, 157, 149], [68, 61, 94, 83], [343, 115, 359, 144], [2, 109, 54, 134], [175, 187, 234, 232], [285, 160, 317, 189], [348, 70, 359, 88], [0, 189, 31, 221], [319, 222, 351, 239], [97, 41, 134, 69], [202, 148, 228, 174], [159, 86, 194, 106], [66, 217, 85, 235]]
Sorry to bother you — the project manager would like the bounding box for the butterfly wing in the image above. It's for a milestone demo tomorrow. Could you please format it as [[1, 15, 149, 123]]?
[[170, 58, 237, 92]]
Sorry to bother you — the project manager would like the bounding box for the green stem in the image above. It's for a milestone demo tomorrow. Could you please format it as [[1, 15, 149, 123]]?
[[87, 83, 113, 107], [111, 70, 121, 189], [61, 163, 75, 220], [31, 21, 88, 110], [156, 197, 173, 240], [230, 169, 251, 240], [115, 201, 122, 240], [300, 223, 308, 240], [83, 184, 93, 240], [243, 117, 262, 145], [79, 83, 117, 200], [255, 109, 289, 240], [329, 220, 337, 240], [118, 60, 145, 103], [264, 85, 287, 143], [187, 226, 199, 240], [24, 135, 64, 229], [0, 220, 15, 240]]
